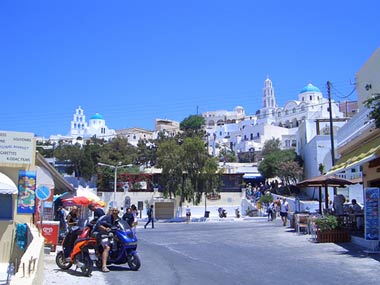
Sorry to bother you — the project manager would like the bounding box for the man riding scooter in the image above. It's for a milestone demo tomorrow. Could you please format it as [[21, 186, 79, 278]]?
[[93, 207, 120, 272]]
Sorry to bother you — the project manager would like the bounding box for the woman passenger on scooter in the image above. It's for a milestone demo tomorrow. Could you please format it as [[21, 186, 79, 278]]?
[[66, 206, 78, 228], [94, 207, 120, 272]]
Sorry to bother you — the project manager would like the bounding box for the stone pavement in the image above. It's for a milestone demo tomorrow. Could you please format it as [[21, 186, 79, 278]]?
[[42, 216, 380, 285]]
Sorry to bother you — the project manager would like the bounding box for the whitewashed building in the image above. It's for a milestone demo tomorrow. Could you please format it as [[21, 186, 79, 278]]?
[[203, 78, 346, 160]]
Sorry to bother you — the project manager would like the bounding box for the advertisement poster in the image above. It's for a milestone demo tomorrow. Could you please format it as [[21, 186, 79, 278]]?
[[364, 188, 379, 240], [17, 170, 36, 214]]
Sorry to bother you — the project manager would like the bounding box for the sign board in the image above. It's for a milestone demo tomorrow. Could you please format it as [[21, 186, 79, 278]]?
[[36, 185, 51, 201], [39, 221, 59, 247], [0, 131, 34, 166], [364, 187, 379, 240]]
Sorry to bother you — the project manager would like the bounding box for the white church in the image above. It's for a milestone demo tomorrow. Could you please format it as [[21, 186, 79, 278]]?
[[69, 106, 116, 140], [203, 78, 347, 163]]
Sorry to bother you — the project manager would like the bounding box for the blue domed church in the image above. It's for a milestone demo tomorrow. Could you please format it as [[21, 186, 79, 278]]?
[[69, 106, 115, 140]]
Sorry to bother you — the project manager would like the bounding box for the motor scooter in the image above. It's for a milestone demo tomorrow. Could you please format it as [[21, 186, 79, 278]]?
[[95, 219, 141, 271], [55, 223, 96, 276], [218, 207, 227, 218]]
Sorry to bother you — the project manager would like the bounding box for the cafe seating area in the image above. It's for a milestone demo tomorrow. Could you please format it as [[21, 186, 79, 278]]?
[[292, 210, 364, 241]]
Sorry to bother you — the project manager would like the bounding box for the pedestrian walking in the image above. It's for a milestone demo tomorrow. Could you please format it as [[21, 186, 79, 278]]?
[[144, 205, 154, 229], [280, 198, 290, 226], [267, 201, 275, 221], [186, 205, 191, 224]]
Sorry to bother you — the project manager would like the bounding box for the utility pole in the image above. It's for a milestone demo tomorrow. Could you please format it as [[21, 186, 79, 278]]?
[[327, 81, 335, 167]]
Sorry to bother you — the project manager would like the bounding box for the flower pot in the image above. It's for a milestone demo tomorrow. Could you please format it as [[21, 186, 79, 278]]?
[[317, 229, 351, 243]]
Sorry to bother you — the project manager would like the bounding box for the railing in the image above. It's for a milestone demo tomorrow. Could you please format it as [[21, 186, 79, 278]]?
[[336, 108, 372, 147]]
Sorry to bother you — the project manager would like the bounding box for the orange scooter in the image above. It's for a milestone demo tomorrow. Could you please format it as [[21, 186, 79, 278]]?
[[56, 224, 96, 276]]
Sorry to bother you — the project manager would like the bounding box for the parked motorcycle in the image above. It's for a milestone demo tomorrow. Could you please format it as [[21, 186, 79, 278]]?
[[218, 207, 227, 218], [95, 219, 141, 271], [235, 208, 240, 218], [55, 224, 96, 276]]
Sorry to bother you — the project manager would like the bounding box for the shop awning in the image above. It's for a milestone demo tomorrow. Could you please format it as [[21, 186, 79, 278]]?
[[242, 173, 262, 179], [327, 139, 380, 175], [0, 172, 18, 194]]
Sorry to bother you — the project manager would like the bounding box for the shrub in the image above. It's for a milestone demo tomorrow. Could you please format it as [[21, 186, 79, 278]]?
[[315, 215, 338, 232]]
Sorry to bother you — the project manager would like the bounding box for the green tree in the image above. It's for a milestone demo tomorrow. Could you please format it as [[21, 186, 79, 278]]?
[[365, 93, 380, 128], [261, 138, 281, 156], [53, 144, 82, 177], [156, 139, 184, 199], [258, 139, 303, 185], [180, 115, 206, 138], [277, 160, 303, 186], [181, 137, 211, 204], [98, 137, 136, 165], [180, 114, 205, 131]]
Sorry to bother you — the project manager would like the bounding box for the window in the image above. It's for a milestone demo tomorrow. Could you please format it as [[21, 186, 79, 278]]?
[[310, 96, 312, 100], [0, 194, 13, 220]]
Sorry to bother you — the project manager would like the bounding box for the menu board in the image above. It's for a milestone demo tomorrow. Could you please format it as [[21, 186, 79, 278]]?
[[364, 188, 380, 240]]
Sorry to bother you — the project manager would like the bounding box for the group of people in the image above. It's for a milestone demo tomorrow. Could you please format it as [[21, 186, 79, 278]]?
[[266, 197, 290, 226], [90, 203, 149, 272]]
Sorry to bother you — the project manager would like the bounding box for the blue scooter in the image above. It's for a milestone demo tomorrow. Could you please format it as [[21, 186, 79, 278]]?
[[95, 219, 141, 271]]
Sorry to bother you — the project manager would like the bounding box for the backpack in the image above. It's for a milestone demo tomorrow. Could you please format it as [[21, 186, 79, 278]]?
[[147, 208, 152, 216]]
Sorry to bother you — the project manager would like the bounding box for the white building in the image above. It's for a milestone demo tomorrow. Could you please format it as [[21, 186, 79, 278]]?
[[153, 119, 180, 139], [116, 127, 153, 147], [83, 112, 115, 140], [49, 106, 116, 143], [203, 78, 346, 161]]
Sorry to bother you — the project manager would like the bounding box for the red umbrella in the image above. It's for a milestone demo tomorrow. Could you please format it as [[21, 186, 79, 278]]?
[[62, 196, 106, 207]]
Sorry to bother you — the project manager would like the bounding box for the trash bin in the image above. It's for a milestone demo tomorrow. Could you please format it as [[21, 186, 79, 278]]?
[[204, 211, 210, 218]]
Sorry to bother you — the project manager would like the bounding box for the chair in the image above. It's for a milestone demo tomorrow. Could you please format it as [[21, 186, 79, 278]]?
[[296, 214, 309, 235]]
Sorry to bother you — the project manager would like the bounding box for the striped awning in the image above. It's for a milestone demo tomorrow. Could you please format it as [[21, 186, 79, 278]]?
[[327, 139, 380, 175]]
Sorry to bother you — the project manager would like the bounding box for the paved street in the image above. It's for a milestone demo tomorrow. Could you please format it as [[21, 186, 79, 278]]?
[[43, 218, 380, 285]]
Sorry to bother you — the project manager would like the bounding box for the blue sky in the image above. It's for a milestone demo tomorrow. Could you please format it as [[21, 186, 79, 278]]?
[[0, 1, 379, 137]]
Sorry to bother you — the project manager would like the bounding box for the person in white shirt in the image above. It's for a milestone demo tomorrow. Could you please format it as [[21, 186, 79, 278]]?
[[280, 198, 290, 226]]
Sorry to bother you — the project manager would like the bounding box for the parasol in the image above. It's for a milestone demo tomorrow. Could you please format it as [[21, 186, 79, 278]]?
[[62, 196, 106, 207], [296, 175, 354, 214]]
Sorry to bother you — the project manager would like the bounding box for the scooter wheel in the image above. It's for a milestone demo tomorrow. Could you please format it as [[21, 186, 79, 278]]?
[[80, 253, 93, 277], [56, 251, 72, 270], [127, 253, 141, 271]]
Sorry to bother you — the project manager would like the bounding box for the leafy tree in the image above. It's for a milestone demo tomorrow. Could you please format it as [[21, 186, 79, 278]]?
[[180, 115, 206, 138], [180, 115, 205, 131], [258, 139, 303, 186], [261, 138, 281, 156], [136, 139, 157, 167], [365, 93, 380, 128], [53, 144, 82, 177], [218, 148, 238, 162], [156, 139, 184, 199], [200, 157, 222, 209], [277, 161, 303, 186], [98, 137, 136, 166], [182, 137, 210, 204]]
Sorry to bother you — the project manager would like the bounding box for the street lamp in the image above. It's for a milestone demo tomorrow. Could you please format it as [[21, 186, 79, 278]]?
[[98, 162, 132, 208]]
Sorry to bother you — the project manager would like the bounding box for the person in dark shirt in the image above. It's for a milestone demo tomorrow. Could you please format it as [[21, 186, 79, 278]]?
[[66, 206, 78, 228], [88, 203, 105, 224], [122, 207, 134, 227], [94, 207, 120, 272]]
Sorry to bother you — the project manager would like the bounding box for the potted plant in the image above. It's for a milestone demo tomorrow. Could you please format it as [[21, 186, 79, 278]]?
[[314, 215, 350, 243]]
